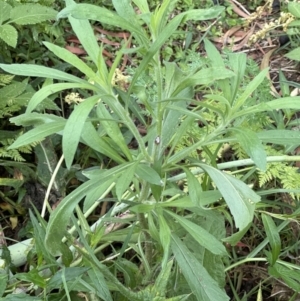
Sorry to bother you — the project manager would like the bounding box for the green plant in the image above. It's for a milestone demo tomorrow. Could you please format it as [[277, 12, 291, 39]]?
[[2, 0, 300, 300]]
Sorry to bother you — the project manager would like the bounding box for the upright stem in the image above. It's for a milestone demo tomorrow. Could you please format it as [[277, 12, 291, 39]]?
[[138, 182, 153, 267]]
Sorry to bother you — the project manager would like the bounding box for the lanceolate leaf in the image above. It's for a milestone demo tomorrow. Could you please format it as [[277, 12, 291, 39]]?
[[81, 122, 125, 164], [0, 64, 86, 84], [231, 128, 267, 171], [196, 164, 260, 230], [10, 4, 57, 25], [257, 130, 300, 145], [262, 213, 281, 265], [8, 121, 66, 149], [136, 163, 162, 186], [171, 234, 229, 301], [63, 95, 100, 169], [167, 210, 227, 255], [43, 42, 97, 80]]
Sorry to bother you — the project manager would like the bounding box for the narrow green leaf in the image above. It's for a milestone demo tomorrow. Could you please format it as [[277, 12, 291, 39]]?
[[8, 121, 65, 149], [233, 68, 268, 110], [182, 6, 225, 21], [130, 13, 183, 89], [0, 274, 8, 297], [154, 259, 173, 296], [10, 112, 64, 127], [10, 4, 57, 25], [262, 213, 281, 265], [96, 102, 132, 160], [64, 0, 100, 65], [88, 268, 113, 301], [0, 64, 86, 83], [183, 167, 202, 206], [171, 234, 229, 301], [57, 3, 146, 45], [285, 47, 300, 61], [115, 163, 137, 201], [197, 164, 260, 230], [158, 211, 171, 253], [232, 128, 267, 171], [63, 95, 100, 169], [81, 122, 125, 164], [288, 2, 300, 18], [167, 210, 227, 255], [26, 83, 96, 113], [136, 163, 162, 186], [257, 130, 300, 145], [0, 24, 17, 47], [172, 67, 235, 97], [43, 42, 97, 80]]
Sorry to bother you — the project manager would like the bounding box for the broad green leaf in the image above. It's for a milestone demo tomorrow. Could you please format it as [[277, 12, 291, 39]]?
[[25, 83, 96, 114], [0, 2, 12, 24], [231, 128, 267, 171], [81, 122, 125, 164], [197, 163, 260, 230], [167, 210, 227, 255], [10, 4, 57, 25], [171, 234, 229, 301], [8, 121, 66, 149], [262, 213, 281, 265], [0, 64, 86, 84], [288, 2, 300, 18], [96, 102, 132, 160], [63, 95, 100, 169], [136, 163, 162, 185], [0, 24, 17, 48], [43, 42, 97, 80], [285, 47, 300, 61]]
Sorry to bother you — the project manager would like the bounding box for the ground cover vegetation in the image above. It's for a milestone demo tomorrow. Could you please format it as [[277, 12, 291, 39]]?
[[1, 0, 300, 300]]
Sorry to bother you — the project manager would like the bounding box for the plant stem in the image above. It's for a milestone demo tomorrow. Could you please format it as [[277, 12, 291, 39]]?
[[168, 155, 300, 182]]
